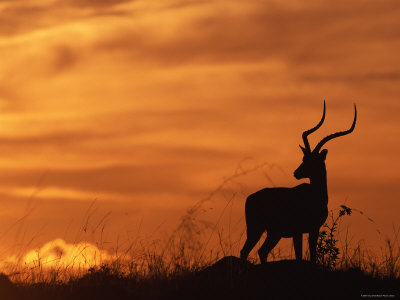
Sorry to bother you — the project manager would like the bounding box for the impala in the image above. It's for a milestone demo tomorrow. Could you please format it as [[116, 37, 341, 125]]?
[[240, 101, 357, 264]]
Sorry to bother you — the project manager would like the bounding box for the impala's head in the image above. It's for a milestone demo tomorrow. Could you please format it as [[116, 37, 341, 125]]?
[[294, 149, 328, 180], [293, 101, 357, 181]]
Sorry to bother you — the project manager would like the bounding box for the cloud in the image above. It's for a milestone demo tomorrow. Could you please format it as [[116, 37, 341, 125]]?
[[0, 4, 49, 36], [1, 238, 112, 270], [0, 152, 240, 197], [92, 0, 399, 69], [65, 0, 132, 8], [49, 44, 80, 73], [0, 130, 109, 147]]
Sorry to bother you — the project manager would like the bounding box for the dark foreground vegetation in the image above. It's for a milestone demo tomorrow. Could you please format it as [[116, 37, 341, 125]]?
[[1, 189, 397, 299], [1, 256, 398, 300]]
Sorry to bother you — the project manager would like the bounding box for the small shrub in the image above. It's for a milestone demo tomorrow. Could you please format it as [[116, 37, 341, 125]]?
[[316, 205, 352, 270]]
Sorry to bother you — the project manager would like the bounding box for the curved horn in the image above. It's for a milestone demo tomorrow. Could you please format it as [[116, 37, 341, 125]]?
[[313, 104, 357, 153], [301, 100, 326, 152]]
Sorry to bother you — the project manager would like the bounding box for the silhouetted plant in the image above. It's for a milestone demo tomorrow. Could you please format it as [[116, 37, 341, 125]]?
[[316, 205, 352, 269]]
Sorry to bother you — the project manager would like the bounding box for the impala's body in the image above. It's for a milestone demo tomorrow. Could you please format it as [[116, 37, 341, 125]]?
[[246, 183, 328, 238], [240, 101, 356, 264]]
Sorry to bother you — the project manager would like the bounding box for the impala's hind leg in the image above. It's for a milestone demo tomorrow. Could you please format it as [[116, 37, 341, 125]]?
[[240, 226, 263, 261], [258, 232, 281, 264], [293, 233, 303, 260]]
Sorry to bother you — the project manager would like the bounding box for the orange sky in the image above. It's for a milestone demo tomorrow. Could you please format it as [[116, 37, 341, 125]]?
[[0, 0, 399, 262]]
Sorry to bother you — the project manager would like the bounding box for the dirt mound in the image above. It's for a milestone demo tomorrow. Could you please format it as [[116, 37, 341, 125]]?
[[196, 256, 398, 299]]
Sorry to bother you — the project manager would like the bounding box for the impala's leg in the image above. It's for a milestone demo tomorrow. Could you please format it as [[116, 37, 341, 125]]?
[[258, 232, 281, 264], [293, 233, 303, 260], [240, 226, 263, 261], [309, 229, 319, 264]]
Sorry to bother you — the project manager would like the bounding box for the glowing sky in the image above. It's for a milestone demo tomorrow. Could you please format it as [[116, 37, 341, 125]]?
[[0, 0, 399, 260]]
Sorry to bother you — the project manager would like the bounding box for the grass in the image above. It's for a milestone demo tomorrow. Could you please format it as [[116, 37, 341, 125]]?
[[1, 245, 399, 300], [0, 219, 399, 300], [0, 162, 399, 299]]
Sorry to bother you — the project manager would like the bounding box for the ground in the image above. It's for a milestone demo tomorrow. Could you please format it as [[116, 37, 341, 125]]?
[[1, 257, 399, 299]]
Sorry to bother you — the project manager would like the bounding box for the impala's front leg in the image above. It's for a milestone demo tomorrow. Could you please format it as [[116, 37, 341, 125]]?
[[293, 233, 303, 260], [309, 229, 319, 263]]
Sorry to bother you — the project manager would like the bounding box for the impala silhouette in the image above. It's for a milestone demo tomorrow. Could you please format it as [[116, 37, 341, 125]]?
[[240, 101, 357, 264]]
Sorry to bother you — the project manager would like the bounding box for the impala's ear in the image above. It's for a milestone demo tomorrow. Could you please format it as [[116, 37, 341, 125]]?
[[299, 145, 308, 155], [320, 149, 328, 160]]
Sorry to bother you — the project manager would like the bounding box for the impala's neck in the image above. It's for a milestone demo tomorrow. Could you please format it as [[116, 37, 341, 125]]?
[[310, 168, 328, 204]]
